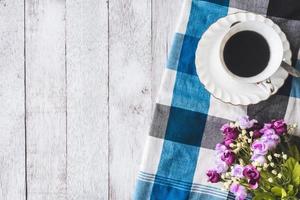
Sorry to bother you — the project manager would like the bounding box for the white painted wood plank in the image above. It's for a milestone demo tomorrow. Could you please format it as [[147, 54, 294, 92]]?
[[109, 0, 152, 199], [152, 0, 183, 107], [25, 1, 67, 199], [65, 0, 108, 199], [0, 1, 26, 200]]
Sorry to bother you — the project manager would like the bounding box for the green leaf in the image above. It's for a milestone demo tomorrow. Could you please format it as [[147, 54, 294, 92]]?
[[282, 188, 287, 198], [282, 168, 292, 185], [271, 186, 287, 198], [292, 162, 300, 186], [253, 191, 275, 200], [288, 145, 300, 161], [287, 184, 294, 196], [284, 158, 297, 172]]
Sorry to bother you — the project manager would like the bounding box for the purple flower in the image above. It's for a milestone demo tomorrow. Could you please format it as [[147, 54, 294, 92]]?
[[220, 123, 230, 132], [220, 123, 238, 147], [261, 131, 280, 150], [223, 139, 234, 147], [215, 143, 227, 155], [206, 170, 221, 183], [249, 123, 263, 138], [259, 124, 280, 150], [261, 127, 274, 135], [271, 119, 287, 135], [231, 165, 244, 178], [243, 165, 260, 180], [221, 151, 236, 166], [230, 183, 248, 200], [259, 123, 272, 134], [224, 131, 238, 141], [251, 140, 268, 155], [238, 116, 257, 129], [251, 154, 267, 165], [251, 122, 263, 130], [215, 160, 229, 173], [221, 124, 238, 139], [243, 165, 260, 189], [252, 130, 263, 139]]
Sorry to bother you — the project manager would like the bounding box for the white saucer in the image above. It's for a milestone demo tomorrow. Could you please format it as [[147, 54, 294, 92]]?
[[195, 12, 292, 105]]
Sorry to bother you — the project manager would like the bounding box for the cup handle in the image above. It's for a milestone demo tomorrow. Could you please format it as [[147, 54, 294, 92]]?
[[256, 78, 275, 94], [281, 61, 300, 78]]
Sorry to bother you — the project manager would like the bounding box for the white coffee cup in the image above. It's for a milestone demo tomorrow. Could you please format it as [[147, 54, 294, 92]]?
[[219, 21, 286, 94]]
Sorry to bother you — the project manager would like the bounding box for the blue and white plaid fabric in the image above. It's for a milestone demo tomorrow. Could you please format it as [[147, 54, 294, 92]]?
[[134, 0, 300, 199]]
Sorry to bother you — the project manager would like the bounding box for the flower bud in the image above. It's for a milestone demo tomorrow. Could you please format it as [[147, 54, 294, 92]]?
[[239, 159, 244, 166], [233, 148, 240, 154], [257, 167, 262, 172], [249, 131, 254, 137], [277, 173, 282, 179], [267, 155, 272, 161], [225, 172, 231, 178], [229, 143, 235, 148], [274, 153, 280, 158], [268, 178, 273, 183]]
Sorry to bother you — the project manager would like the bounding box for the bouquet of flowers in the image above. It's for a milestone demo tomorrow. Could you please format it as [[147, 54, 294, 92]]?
[[206, 116, 300, 200]]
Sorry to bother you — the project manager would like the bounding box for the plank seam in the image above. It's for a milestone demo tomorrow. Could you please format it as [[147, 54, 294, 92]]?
[[107, 0, 111, 199], [23, 0, 28, 199], [64, 1, 68, 197], [151, 0, 153, 112]]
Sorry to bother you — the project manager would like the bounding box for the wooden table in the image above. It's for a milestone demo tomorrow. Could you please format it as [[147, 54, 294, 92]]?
[[0, 0, 181, 199]]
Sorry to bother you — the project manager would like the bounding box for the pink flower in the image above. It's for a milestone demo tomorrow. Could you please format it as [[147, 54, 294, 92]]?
[[271, 119, 287, 135], [223, 139, 234, 147], [220, 123, 230, 132], [259, 124, 280, 150], [251, 154, 267, 165], [221, 151, 236, 166], [251, 140, 268, 155], [252, 130, 263, 139], [230, 183, 248, 200], [206, 170, 221, 183], [243, 165, 260, 189], [238, 116, 257, 129], [215, 143, 227, 155], [261, 131, 280, 150], [215, 160, 229, 173], [221, 124, 238, 140], [224, 131, 238, 141], [259, 123, 273, 133], [231, 165, 244, 178]]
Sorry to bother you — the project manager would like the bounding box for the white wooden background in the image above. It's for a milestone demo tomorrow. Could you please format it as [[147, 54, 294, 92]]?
[[0, 0, 182, 199]]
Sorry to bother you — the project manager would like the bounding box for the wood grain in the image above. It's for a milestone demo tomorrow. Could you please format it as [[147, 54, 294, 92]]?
[[151, 0, 183, 107], [0, 1, 26, 199], [0, 0, 184, 199], [25, 0, 67, 199], [108, 0, 152, 199], [66, 0, 108, 199]]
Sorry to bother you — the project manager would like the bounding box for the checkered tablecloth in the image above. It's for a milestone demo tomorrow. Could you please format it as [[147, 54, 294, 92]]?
[[134, 0, 300, 199]]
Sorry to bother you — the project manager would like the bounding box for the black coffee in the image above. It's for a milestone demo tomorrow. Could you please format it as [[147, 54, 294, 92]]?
[[223, 30, 270, 77]]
